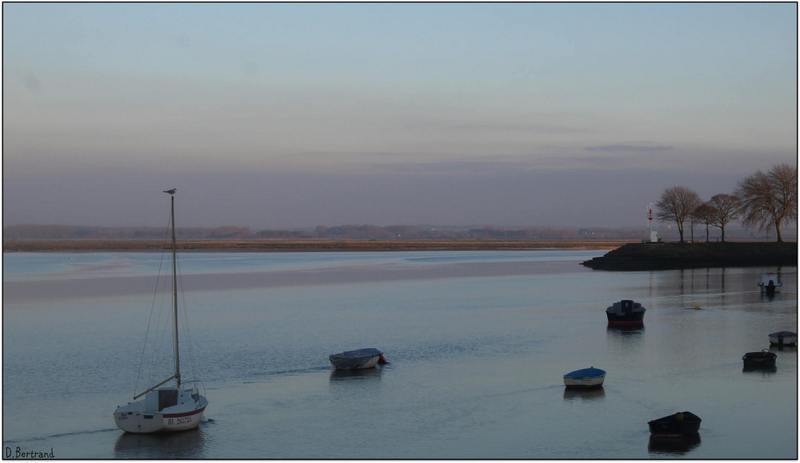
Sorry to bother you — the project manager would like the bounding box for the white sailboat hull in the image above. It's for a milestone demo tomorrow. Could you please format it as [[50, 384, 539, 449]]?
[[114, 407, 205, 434], [769, 333, 797, 346], [114, 391, 207, 434]]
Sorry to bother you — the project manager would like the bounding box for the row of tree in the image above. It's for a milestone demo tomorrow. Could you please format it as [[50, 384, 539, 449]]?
[[656, 163, 797, 243]]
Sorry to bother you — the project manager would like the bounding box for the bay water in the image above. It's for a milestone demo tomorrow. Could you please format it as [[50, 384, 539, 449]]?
[[3, 250, 796, 458]]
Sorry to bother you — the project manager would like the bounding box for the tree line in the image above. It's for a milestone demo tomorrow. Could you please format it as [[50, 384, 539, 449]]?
[[656, 163, 797, 243]]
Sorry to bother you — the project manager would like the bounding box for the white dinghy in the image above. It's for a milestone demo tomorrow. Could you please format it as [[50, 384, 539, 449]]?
[[769, 331, 797, 346], [114, 189, 208, 433]]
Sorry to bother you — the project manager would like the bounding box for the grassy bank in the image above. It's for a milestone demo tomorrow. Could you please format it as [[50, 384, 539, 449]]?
[[581, 242, 797, 271], [3, 239, 632, 253]]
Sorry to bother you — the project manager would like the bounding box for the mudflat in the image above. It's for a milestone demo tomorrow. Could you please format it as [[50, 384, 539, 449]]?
[[3, 239, 631, 252]]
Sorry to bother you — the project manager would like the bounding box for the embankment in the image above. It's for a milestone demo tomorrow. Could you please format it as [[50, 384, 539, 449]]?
[[581, 242, 797, 271]]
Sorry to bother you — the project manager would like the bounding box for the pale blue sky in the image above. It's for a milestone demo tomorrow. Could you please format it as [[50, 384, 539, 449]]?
[[4, 3, 797, 227]]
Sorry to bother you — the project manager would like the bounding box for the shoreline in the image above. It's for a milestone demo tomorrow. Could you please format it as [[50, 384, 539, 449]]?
[[2, 239, 631, 253], [582, 242, 797, 271]]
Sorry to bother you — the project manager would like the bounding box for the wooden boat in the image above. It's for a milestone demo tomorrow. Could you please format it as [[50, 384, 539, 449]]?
[[743, 350, 777, 370], [648, 411, 701, 436], [563, 367, 606, 389], [329, 348, 387, 370], [606, 300, 646, 327], [769, 331, 797, 346], [113, 189, 208, 434]]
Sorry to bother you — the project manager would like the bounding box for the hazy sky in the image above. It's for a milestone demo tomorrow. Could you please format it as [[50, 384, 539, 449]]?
[[4, 3, 796, 228]]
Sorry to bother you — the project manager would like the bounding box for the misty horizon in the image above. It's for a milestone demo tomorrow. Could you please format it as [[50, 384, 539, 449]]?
[[4, 3, 796, 229]]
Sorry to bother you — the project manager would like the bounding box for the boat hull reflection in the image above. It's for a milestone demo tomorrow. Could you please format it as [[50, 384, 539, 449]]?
[[563, 387, 605, 401], [648, 433, 701, 454], [329, 367, 383, 381], [113, 426, 206, 458]]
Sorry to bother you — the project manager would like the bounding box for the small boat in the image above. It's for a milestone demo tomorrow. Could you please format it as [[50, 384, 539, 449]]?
[[114, 189, 208, 434], [758, 273, 782, 295], [606, 300, 646, 327], [329, 348, 388, 370], [648, 411, 701, 436], [769, 331, 797, 346], [563, 367, 606, 389], [743, 350, 777, 370]]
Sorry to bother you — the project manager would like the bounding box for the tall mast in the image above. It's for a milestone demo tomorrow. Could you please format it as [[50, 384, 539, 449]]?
[[166, 189, 181, 388]]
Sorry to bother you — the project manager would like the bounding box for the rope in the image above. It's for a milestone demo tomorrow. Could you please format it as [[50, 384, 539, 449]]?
[[133, 209, 206, 396], [176, 252, 202, 385], [133, 214, 170, 397]]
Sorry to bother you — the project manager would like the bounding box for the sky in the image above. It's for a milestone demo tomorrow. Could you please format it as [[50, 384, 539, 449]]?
[[3, 3, 797, 228]]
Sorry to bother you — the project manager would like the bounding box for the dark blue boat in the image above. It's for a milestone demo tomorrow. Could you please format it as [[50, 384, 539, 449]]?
[[742, 350, 777, 371], [329, 348, 387, 370], [648, 411, 701, 436], [606, 300, 646, 326]]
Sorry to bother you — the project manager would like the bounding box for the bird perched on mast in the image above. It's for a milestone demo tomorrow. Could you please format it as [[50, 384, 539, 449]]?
[[163, 188, 177, 195]]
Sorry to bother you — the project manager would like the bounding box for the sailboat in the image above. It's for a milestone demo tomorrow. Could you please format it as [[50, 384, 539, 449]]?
[[114, 189, 208, 433]]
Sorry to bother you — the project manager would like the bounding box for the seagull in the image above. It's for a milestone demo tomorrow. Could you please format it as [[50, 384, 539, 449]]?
[[163, 188, 177, 195]]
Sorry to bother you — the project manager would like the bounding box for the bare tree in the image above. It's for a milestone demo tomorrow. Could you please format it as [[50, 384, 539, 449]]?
[[738, 163, 798, 242], [692, 203, 716, 242], [707, 194, 740, 242], [656, 186, 701, 243]]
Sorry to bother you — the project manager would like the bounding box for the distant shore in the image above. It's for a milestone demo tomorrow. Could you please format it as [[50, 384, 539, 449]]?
[[2, 239, 631, 253], [582, 242, 797, 271]]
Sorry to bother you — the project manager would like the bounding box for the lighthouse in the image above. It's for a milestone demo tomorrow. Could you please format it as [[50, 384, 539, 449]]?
[[647, 204, 658, 243]]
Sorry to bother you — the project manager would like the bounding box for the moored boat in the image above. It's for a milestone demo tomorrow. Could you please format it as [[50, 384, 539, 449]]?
[[113, 189, 208, 434], [648, 411, 701, 436], [114, 384, 208, 434], [758, 273, 782, 295], [769, 331, 797, 346], [742, 350, 777, 370], [606, 300, 646, 327], [329, 348, 387, 370], [563, 367, 606, 389]]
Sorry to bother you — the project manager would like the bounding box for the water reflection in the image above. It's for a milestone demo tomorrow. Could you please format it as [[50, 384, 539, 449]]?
[[113, 427, 206, 458], [652, 266, 796, 313], [769, 344, 797, 353], [562, 387, 605, 401], [648, 433, 701, 455], [329, 367, 383, 382], [606, 325, 645, 335], [742, 366, 777, 375], [606, 326, 645, 353]]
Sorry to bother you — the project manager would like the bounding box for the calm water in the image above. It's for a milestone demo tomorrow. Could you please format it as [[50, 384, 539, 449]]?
[[3, 250, 797, 458]]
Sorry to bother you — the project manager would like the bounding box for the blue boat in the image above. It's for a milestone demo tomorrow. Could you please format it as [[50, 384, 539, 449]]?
[[563, 367, 606, 389]]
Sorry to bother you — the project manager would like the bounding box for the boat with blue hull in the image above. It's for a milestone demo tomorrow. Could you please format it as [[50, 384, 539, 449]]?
[[563, 367, 606, 389]]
